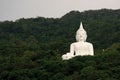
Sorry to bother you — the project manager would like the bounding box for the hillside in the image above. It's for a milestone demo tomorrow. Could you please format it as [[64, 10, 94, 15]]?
[[0, 9, 120, 80]]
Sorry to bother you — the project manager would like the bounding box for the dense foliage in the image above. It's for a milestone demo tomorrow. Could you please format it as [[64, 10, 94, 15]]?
[[0, 9, 120, 80]]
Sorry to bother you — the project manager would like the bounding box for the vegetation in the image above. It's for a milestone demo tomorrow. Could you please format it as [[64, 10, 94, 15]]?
[[0, 9, 120, 80]]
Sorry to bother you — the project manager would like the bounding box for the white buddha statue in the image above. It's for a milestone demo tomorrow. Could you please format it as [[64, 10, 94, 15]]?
[[62, 22, 94, 60]]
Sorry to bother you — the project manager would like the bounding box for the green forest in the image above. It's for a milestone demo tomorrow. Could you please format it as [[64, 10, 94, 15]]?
[[0, 9, 120, 80]]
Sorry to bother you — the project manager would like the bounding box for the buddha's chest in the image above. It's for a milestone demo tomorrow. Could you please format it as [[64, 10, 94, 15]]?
[[74, 43, 89, 51]]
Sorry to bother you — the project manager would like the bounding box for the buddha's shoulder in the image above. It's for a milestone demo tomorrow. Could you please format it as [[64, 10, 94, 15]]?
[[85, 42, 93, 46], [70, 42, 77, 46], [71, 42, 93, 46]]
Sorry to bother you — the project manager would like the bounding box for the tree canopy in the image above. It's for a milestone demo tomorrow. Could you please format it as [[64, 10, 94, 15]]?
[[0, 9, 120, 80]]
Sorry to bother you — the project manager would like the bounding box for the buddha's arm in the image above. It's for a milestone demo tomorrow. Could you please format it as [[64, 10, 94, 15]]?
[[70, 43, 75, 55], [89, 43, 94, 55]]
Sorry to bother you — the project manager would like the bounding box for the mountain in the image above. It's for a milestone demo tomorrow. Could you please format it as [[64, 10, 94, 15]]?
[[0, 9, 120, 80]]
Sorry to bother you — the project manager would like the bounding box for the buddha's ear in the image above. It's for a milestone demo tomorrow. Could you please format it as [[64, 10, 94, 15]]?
[[75, 35, 79, 42], [84, 34, 87, 41]]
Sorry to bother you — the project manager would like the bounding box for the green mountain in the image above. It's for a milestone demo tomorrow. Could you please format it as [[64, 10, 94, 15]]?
[[0, 9, 120, 80]]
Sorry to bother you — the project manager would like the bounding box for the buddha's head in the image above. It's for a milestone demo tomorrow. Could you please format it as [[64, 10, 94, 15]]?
[[76, 22, 87, 42]]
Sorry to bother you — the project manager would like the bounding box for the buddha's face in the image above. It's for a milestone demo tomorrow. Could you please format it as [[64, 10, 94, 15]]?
[[76, 31, 87, 42]]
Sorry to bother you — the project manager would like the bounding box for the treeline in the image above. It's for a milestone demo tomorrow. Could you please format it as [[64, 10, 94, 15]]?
[[0, 9, 120, 80], [0, 52, 120, 80]]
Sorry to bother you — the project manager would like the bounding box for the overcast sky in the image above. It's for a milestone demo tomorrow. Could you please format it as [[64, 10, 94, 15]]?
[[0, 0, 120, 21]]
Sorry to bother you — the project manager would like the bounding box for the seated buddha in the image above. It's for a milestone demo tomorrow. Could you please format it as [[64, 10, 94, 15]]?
[[62, 22, 94, 60]]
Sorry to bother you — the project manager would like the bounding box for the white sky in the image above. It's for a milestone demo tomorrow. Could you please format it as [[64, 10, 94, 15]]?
[[0, 0, 120, 21]]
